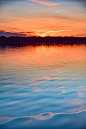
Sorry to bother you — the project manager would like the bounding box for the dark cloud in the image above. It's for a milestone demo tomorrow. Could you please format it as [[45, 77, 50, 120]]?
[[20, 31, 34, 34], [26, 31, 36, 34], [26, 32, 33, 33], [0, 30, 26, 37], [19, 31, 35, 34], [0, 30, 36, 37]]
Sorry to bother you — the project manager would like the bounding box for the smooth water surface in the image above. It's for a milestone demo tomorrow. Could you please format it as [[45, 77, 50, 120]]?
[[0, 44, 86, 129]]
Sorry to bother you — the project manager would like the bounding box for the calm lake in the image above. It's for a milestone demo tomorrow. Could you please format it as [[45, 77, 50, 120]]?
[[0, 44, 86, 129]]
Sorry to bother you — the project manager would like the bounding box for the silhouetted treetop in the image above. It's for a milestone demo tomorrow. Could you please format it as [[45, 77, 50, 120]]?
[[0, 36, 86, 46]]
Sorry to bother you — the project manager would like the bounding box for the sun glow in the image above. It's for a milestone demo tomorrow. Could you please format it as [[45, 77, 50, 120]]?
[[0, 0, 86, 37], [36, 33, 46, 37]]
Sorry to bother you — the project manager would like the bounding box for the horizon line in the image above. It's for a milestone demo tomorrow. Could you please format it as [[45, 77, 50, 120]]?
[[0, 36, 86, 38]]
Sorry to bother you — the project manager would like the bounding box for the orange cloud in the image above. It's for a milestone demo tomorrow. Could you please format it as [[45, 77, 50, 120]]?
[[30, 0, 60, 6], [0, 11, 86, 37], [29, 0, 86, 6], [36, 30, 71, 37]]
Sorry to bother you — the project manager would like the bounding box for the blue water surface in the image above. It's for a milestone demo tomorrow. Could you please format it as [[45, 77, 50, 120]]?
[[0, 44, 86, 129]]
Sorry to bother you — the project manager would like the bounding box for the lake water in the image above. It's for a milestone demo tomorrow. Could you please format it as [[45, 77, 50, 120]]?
[[0, 44, 86, 129]]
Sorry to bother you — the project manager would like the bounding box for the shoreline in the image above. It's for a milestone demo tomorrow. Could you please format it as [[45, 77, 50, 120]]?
[[0, 36, 86, 46]]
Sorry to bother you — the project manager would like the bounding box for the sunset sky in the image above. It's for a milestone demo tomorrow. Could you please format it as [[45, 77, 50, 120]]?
[[0, 0, 86, 37]]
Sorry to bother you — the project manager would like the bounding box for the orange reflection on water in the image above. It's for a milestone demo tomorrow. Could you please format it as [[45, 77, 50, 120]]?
[[0, 44, 86, 68]]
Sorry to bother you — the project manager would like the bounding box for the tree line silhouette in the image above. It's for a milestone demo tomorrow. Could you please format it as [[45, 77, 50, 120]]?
[[0, 36, 86, 46]]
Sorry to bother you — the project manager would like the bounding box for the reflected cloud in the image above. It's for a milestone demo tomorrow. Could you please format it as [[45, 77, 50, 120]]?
[[29, 76, 50, 86], [0, 116, 15, 124], [52, 89, 66, 93], [83, 89, 86, 91], [24, 119, 33, 124], [62, 90, 65, 93], [31, 76, 40, 79], [28, 79, 46, 85], [42, 75, 60, 81], [78, 91, 86, 97], [13, 84, 22, 87], [56, 86, 71, 89], [52, 86, 71, 93], [68, 98, 85, 108], [72, 77, 78, 80], [34, 86, 49, 92], [34, 89, 43, 92], [32, 86, 38, 88], [43, 76, 50, 80], [0, 110, 86, 124], [78, 86, 86, 88]]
